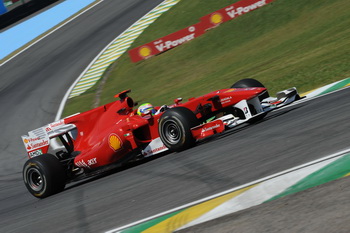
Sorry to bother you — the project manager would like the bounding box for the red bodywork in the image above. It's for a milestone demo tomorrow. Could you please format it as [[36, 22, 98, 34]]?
[[61, 87, 265, 170]]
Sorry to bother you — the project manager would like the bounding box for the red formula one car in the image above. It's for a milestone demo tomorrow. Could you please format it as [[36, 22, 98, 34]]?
[[21, 79, 300, 198]]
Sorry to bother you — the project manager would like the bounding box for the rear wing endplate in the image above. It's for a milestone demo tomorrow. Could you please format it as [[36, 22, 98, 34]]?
[[22, 120, 76, 158]]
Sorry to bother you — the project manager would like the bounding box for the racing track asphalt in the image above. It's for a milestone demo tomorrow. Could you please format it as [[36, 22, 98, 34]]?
[[1, 1, 350, 233]]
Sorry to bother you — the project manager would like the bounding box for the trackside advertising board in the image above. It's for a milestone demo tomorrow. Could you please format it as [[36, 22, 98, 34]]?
[[129, 23, 205, 63], [200, 0, 274, 29], [128, 0, 275, 63]]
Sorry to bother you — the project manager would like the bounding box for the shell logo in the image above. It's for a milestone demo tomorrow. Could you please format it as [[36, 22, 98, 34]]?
[[24, 139, 29, 144], [210, 12, 224, 25], [139, 46, 152, 58], [109, 134, 122, 152]]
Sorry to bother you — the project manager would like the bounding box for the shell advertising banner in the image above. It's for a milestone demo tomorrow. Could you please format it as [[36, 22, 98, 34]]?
[[128, 0, 275, 63], [200, 0, 274, 29], [128, 22, 205, 63]]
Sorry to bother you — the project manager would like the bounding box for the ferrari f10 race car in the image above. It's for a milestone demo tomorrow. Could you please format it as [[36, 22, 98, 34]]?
[[21, 79, 300, 198]]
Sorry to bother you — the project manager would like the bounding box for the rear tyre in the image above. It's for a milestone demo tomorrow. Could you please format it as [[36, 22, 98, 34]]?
[[23, 154, 66, 198], [231, 78, 270, 100], [159, 107, 199, 152]]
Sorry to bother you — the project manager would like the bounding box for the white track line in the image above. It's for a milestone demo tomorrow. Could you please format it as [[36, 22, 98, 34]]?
[[55, 0, 179, 121], [106, 148, 350, 233]]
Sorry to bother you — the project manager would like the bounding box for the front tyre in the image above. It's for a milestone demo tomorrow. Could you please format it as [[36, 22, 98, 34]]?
[[23, 154, 66, 198], [231, 78, 270, 101], [159, 107, 199, 152]]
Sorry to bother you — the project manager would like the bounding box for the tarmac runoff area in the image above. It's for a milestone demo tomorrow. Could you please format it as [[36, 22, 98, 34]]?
[[110, 145, 350, 233], [178, 173, 350, 233], [177, 151, 350, 232]]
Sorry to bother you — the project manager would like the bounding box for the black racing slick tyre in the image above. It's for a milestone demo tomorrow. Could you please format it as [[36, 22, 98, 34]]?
[[231, 78, 270, 100], [159, 107, 199, 152], [23, 154, 66, 198]]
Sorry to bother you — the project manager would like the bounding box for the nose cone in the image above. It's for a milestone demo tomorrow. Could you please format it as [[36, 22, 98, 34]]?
[[232, 87, 267, 101], [253, 87, 267, 94]]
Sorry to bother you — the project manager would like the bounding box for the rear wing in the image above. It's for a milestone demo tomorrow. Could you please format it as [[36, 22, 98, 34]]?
[[22, 120, 76, 158]]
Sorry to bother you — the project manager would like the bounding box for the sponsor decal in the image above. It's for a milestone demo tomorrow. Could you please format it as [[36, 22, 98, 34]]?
[[49, 120, 64, 128], [75, 158, 97, 168], [45, 120, 65, 132], [143, 145, 168, 156], [24, 138, 49, 150], [243, 107, 249, 114], [29, 150, 43, 158], [109, 134, 122, 151], [220, 96, 233, 104], [87, 158, 97, 166], [75, 160, 90, 169], [141, 138, 168, 157], [201, 124, 221, 133]]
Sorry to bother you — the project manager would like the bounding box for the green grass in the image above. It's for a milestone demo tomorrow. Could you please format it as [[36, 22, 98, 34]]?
[[63, 0, 350, 116]]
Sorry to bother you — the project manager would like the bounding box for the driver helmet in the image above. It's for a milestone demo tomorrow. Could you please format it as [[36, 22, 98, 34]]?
[[137, 103, 156, 116]]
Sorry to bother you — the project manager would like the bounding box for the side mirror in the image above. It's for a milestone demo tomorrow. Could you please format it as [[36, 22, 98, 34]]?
[[174, 98, 182, 105]]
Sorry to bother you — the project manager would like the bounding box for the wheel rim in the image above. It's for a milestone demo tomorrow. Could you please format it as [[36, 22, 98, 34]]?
[[163, 121, 181, 144], [27, 167, 43, 191]]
